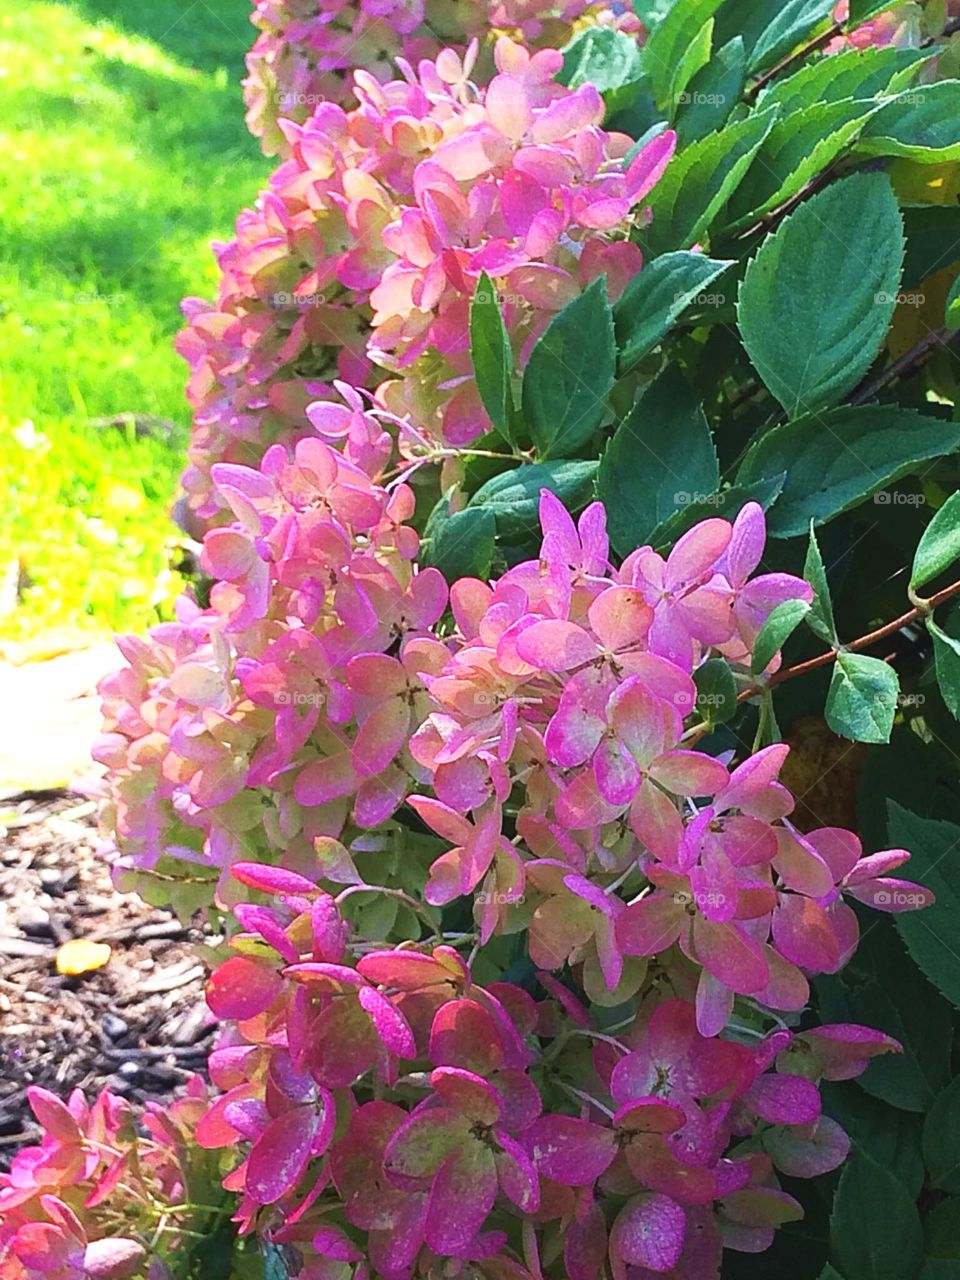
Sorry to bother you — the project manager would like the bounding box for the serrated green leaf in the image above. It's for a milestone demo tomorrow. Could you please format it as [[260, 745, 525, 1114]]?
[[642, 0, 724, 108], [849, 0, 900, 19], [598, 367, 718, 555], [737, 172, 904, 417], [521, 279, 614, 458], [856, 82, 960, 163], [650, 473, 785, 549], [738, 405, 960, 537], [911, 491, 960, 591], [421, 500, 496, 582], [673, 36, 745, 146], [889, 803, 960, 1013], [946, 274, 960, 330], [929, 618, 960, 720], [924, 1077, 960, 1193], [468, 459, 598, 542], [757, 45, 930, 113], [638, 107, 780, 256], [830, 1153, 923, 1280], [752, 598, 811, 673], [817, 1268, 846, 1280], [613, 251, 734, 372], [559, 26, 646, 115], [469, 273, 514, 444], [724, 98, 882, 230], [826, 652, 899, 743], [821, 1083, 924, 1198], [693, 657, 738, 724], [803, 524, 838, 645], [744, 0, 836, 72]]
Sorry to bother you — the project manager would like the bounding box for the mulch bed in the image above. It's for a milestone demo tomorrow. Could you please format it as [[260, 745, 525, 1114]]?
[[0, 791, 214, 1168]]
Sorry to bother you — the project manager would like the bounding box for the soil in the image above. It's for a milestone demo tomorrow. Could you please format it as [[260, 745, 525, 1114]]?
[[0, 790, 214, 1168]]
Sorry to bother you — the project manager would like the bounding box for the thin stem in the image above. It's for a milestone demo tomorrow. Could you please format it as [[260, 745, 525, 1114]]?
[[739, 575, 960, 703], [334, 884, 439, 933], [745, 21, 844, 101], [846, 326, 959, 405]]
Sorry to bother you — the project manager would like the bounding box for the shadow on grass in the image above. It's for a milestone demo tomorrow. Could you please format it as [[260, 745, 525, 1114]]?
[[64, 0, 255, 77]]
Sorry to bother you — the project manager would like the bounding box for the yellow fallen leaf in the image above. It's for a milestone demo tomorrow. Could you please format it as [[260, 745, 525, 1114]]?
[[56, 939, 112, 976]]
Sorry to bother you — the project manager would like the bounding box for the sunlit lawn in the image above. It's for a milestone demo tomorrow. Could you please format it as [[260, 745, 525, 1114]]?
[[0, 0, 267, 645]]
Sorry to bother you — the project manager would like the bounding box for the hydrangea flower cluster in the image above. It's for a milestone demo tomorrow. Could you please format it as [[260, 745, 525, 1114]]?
[[243, 0, 643, 155], [190, 858, 904, 1278], [178, 39, 674, 519], [0, 1081, 219, 1280]]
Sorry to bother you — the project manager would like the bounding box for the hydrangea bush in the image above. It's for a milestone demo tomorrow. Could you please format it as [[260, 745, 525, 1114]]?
[[6, 1, 960, 1278]]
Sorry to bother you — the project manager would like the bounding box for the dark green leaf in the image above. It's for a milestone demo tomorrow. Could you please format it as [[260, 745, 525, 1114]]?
[[421, 502, 496, 583], [924, 1077, 960, 1194], [598, 368, 718, 555], [826, 652, 899, 743], [559, 26, 645, 115], [263, 1243, 297, 1280], [849, 0, 901, 18], [911, 491, 960, 591], [468, 459, 598, 541], [737, 405, 960, 538], [889, 803, 960, 1013], [751, 598, 811, 674], [803, 524, 838, 644], [737, 172, 904, 417], [744, 0, 836, 71], [830, 1153, 923, 1280], [856, 83, 960, 163], [817, 1268, 846, 1280], [613, 251, 734, 372], [925, 1198, 960, 1262], [642, 0, 724, 109], [650, 473, 785, 549], [673, 36, 745, 146], [929, 618, 960, 720], [470, 273, 514, 443], [947, 274, 960, 331], [903, 206, 960, 290], [693, 658, 738, 724], [724, 98, 881, 230], [638, 107, 779, 256], [521, 279, 615, 458], [821, 1082, 924, 1198], [757, 46, 930, 113]]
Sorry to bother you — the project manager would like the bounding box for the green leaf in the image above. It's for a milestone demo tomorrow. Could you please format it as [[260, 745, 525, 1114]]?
[[650, 473, 785, 549], [946, 274, 960, 331], [744, 0, 836, 72], [929, 618, 960, 720], [693, 657, 738, 724], [826, 652, 899, 743], [521, 279, 615, 458], [737, 405, 960, 538], [821, 1083, 924, 1198], [803, 524, 838, 644], [737, 172, 904, 417], [642, 0, 724, 109], [468, 459, 598, 541], [613, 251, 735, 373], [673, 36, 745, 146], [924, 1077, 960, 1194], [830, 1154, 923, 1280], [638, 107, 780, 256], [598, 368, 718, 556], [817, 1268, 846, 1280], [559, 26, 645, 115], [889, 803, 960, 1013], [421, 501, 496, 583], [856, 83, 960, 163], [724, 98, 882, 230], [925, 1198, 960, 1262], [849, 0, 901, 18], [469, 273, 514, 444], [263, 1243, 297, 1280], [757, 46, 930, 114], [911, 491, 960, 591], [751, 598, 811, 674]]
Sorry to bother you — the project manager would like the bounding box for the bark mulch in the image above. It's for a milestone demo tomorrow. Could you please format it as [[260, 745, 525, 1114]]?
[[0, 791, 214, 1168]]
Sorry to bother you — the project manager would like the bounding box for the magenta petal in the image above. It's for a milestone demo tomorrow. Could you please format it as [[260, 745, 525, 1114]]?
[[515, 620, 600, 671], [424, 1140, 498, 1253], [595, 737, 641, 806], [611, 1192, 686, 1272], [358, 986, 416, 1058], [613, 1098, 685, 1134], [494, 1131, 540, 1213], [206, 956, 282, 1020], [692, 915, 768, 994], [771, 896, 839, 972], [747, 1073, 821, 1125], [528, 1115, 617, 1185], [431, 1067, 504, 1125], [352, 698, 411, 777], [246, 1106, 320, 1204], [764, 1115, 850, 1178], [617, 894, 684, 957]]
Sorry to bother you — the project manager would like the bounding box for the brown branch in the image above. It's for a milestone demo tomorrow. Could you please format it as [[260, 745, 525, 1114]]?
[[738, 575, 960, 703], [847, 327, 960, 406], [745, 21, 844, 102]]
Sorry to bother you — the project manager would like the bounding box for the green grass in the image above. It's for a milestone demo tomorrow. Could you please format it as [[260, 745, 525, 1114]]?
[[0, 0, 268, 644]]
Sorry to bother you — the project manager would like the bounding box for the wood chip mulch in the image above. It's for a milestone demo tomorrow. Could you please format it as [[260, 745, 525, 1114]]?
[[0, 791, 215, 1168]]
